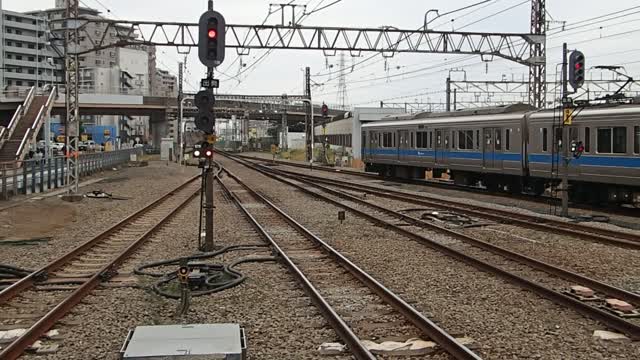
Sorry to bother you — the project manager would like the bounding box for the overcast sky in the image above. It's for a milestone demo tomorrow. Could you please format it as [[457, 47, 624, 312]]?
[[4, 0, 640, 108]]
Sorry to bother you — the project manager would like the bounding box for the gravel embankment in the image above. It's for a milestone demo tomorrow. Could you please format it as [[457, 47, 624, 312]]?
[[243, 151, 640, 233], [21, 179, 347, 360], [218, 155, 640, 360], [337, 187, 640, 294], [0, 161, 199, 270]]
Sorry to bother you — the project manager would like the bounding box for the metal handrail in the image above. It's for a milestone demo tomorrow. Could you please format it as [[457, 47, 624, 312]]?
[[16, 129, 31, 157], [6, 105, 21, 130], [31, 106, 45, 130], [22, 86, 35, 113], [45, 86, 57, 109], [4, 104, 23, 144]]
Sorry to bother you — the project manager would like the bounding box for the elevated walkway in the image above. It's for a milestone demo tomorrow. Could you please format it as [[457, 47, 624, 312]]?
[[0, 87, 57, 163]]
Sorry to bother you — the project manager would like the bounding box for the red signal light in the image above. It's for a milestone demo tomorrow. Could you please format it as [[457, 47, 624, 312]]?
[[575, 63, 582, 70], [208, 29, 217, 39]]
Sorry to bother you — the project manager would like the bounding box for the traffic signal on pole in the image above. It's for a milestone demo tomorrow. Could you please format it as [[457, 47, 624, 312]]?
[[321, 103, 329, 118], [193, 141, 214, 159], [568, 50, 585, 90], [195, 90, 215, 134], [199, 10, 226, 67]]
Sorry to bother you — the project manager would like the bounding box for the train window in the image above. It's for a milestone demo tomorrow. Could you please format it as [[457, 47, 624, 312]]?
[[495, 129, 502, 150], [613, 127, 627, 153], [505, 129, 511, 151], [410, 132, 415, 148], [598, 127, 627, 153], [382, 132, 393, 147], [584, 127, 590, 153], [417, 131, 428, 148], [452, 131, 456, 149], [458, 130, 474, 150], [476, 130, 480, 150], [635, 126, 640, 154], [429, 132, 433, 148], [542, 128, 548, 152]]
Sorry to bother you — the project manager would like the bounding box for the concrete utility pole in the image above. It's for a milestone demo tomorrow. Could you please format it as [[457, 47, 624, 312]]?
[[177, 61, 183, 163], [561, 42, 570, 217], [304, 67, 312, 161], [280, 93, 288, 151]]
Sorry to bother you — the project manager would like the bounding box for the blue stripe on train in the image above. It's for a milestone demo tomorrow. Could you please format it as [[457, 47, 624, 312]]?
[[366, 148, 521, 161], [529, 154, 640, 167], [365, 148, 640, 168]]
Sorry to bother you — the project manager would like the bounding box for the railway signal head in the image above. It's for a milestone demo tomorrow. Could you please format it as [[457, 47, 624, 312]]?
[[321, 103, 329, 118], [569, 50, 586, 90], [199, 10, 226, 67], [194, 141, 214, 159], [195, 90, 215, 134]]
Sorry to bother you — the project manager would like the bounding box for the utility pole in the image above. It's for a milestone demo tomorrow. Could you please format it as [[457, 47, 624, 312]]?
[[62, 0, 82, 200], [281, 93, 288, 151], [529, 0, 546, 109], [561, 43, 570, 217], [446, 77, 451, 111], [304, 67, 312, 161], [177, 61, 183, 163]]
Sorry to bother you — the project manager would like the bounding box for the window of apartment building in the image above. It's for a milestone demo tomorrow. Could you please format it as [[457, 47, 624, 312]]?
[[16, 81, 23, 86], [110, 62, 116, 67], [78, 57, 85, 62], [15, 68, 22, 73], [5, 15, 11, 21], [6, 41, 12, 46], [96, 50, 102, 55], [15, 30, 22, 35], [110, 52, 115, 57], [6, 28, 12, 34], [14, 17, 21, 23], [96, 59, 102, 65], [31, 20, 36, 25], [28, 56, 34, 62], [6, 80, 12, 85], [16, 55, 23, 60], [27, 43, 35, 49], [28, 69, 35, 74], [28, 81, 35, 86], [16, 42, 23, 48]]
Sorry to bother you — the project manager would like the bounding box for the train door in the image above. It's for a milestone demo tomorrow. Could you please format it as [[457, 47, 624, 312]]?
[[483, 128, 495, 168], [398, 130, 409, 160], [435, 129, 448, 164]]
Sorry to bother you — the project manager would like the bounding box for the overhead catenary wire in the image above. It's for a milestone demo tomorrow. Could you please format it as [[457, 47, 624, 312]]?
[[315, 4, 640, 93]]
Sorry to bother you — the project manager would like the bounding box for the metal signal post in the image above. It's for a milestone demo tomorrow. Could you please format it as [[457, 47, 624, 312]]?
[[560, 44, 586, 217], [197, 2, 225, 252]]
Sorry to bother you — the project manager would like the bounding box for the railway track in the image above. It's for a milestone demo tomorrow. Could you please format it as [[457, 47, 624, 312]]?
[[236, 153, 640, 220], [0, 175, 202, 359], [238, 155, 640, 250], [217, 166, 481, 359], [220, 152, 640, 340]]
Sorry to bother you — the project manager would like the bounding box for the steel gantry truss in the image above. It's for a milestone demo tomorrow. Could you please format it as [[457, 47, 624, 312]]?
[[54, 19, 545, 66], [57, 5, 546, 192], [64, 0, 81, 195], [529, 0, 546, 109]]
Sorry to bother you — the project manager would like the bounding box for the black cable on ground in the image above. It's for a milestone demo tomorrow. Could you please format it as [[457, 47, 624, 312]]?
[[0, 264, 34, 280], [134, 244, 276, 299]]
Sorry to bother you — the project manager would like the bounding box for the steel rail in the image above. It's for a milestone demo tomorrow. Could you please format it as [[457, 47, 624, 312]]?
[[217, 167, 482, 360], [274, 168, 640, 304], [221, 153, 640, 340], [237, 154, 640, 249], [0, 175, 202, 360], [0, 174, 201, 304]]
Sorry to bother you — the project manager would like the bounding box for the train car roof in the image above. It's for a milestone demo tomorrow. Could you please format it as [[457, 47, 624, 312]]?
[[529, 104, 640, 119], [362, 113, 526, 128], [364, 104, 640, 128]]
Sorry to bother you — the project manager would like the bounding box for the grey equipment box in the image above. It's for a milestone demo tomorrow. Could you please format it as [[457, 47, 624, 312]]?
[[120, 323, 246, 359]]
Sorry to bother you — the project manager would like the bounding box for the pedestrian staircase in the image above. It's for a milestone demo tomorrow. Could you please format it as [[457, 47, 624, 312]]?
[[0, 86, 57, 163]]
